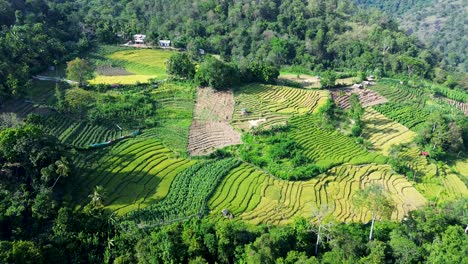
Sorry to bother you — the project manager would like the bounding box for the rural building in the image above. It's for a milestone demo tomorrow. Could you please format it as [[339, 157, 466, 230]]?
[[353, 83, 363, 89], [199, 48, 205, 55], [133, 34, 146, 44], [241, 108, 247, 115], [159, 40, 171, 47]]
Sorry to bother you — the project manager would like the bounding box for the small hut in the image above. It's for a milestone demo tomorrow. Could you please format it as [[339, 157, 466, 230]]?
[[241, 108, 248, 115], [159, 40, 171, 47], [221, 209, 233, 219]]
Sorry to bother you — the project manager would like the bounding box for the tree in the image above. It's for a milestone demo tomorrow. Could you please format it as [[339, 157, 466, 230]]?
[[66, 58, 94, 86], [353, 184, 395, 241], [195, 57, 239, 90], [311, 204, 333, 255], [51, 157, 70, 189], [166, 53, 196, 79], [88, 186, 106, 208], [389, 230, 421, 264], [427, 226, 467, 263], [320, 71, 337, 88]]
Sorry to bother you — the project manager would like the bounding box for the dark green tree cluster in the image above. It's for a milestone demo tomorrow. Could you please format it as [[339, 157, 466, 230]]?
[[353, 0, 466, 73], [349, 94, 365, 137], [75, 0, 440, 79], [415, 112, 466, 159], [167, 54, 279, 90], [0, 0, 88, 102]]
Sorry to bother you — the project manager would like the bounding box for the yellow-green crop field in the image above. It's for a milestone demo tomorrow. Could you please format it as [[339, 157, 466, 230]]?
[[232, 83, 329, 131], [73, 136, 196, 215], [90, 49, 173, 84], [362, 108, 417, 155], [209, 162, 426, 225]]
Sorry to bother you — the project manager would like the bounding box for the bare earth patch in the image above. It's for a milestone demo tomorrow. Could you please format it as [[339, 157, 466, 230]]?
[[188, 87, 242, 156], [330, 86, 388, 109]]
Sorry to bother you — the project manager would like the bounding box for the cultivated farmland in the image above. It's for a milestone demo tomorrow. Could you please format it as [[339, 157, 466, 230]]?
[[127, 158, 241, 227], [232, 84, 328, 131], [188, 87, 242, 156], [330, 86, 388, 109], [373, 102, 431, 131], [289, 115, 386, 168], [90, 48, 173, 84], [73, 135, 196, 215], [209, 162, 426, 225], [361, 108, 416, 155], [441, 97, 468, 115]]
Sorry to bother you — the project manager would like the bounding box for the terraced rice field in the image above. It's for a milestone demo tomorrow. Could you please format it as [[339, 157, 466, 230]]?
[[415, 170, 468, 202], [73, 134, 196, 215], [361, 108, 416, 155], [398, 147, 437, 178], [90, 49, 173, 84], [232, 84, 328, 131], [369, 79, 428, 106], [373, 102, 431, 131], [289, 115, 385, 168], [330, 87, 388, 109], [188, 87, 242, 156], [40, 114, 119, 147], [209, 163, 426, 225]]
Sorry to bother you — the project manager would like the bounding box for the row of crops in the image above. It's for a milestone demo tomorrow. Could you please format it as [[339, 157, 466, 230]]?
[[288, 115, 386, 169], [372, 102, 431, 131], [370, 79, 429, 106], [431, 84, 467, 103], [38, 114, 119, 148], [209, 162, 426, 225], [72, 135, 196, 215], [126, 158, 241, 226], [231, 84, 328, 131], [361, 108, 417, 155]]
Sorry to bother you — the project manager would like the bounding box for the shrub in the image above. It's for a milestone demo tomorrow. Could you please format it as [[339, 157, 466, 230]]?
[[166, 53, 196, 79], [320, 71, 337, 88]]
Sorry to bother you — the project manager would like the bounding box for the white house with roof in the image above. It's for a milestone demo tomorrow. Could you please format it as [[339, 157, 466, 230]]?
[[159, 40, 171, 47], [133, 34, 146, 44]]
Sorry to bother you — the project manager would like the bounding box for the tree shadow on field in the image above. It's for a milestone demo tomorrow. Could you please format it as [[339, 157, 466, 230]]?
[[364, 126, 400, 135]]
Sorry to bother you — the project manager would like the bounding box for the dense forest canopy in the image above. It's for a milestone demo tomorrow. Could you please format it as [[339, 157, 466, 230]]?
[[1, 0, 458, 103], [353, 0, 467, 73], [77, 0, 440, 77]]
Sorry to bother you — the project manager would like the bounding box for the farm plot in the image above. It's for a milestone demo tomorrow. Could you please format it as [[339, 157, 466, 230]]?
[[441, 97, 468, 115], [209, 163, 426, 225], [361, 108, 416, 155], [369, 79, 428, 106], [188, 87, 242, 156], [127, 158, 241, 227], [373, 102, 431, 131], [289, 115, 385, 169], [415, 166, 468, 203], [232, 84, 329, 131], [89, 48, 174, 84], [330, 87, 387, 109], [72, 135, 196, 215], [39, 114, 119, 148]]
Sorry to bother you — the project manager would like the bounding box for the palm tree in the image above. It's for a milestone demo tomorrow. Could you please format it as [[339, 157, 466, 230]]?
[[51, 157, 70, 189], [88, 185, 106, 208]]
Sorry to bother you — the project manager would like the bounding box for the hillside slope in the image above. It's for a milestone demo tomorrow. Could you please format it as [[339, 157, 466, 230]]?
[[353, 0, 467, 72]]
